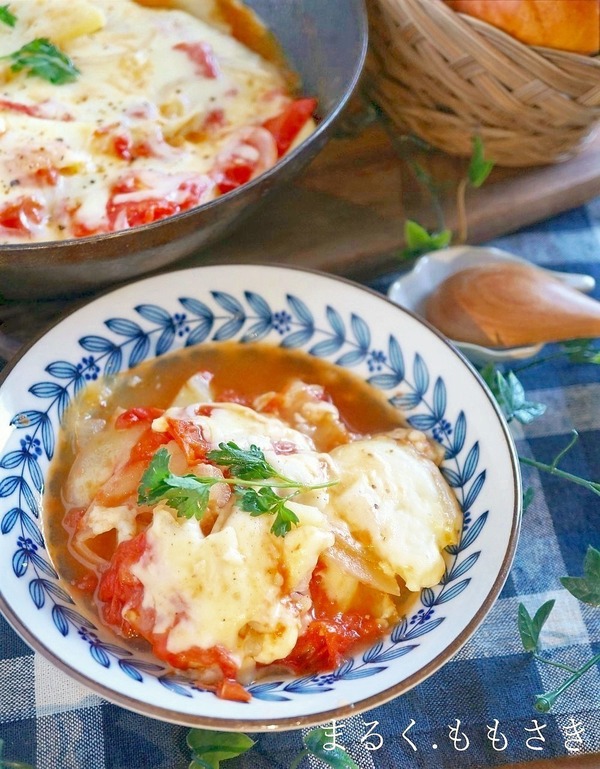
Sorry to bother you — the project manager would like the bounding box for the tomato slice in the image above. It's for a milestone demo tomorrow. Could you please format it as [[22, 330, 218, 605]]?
[[173, 41, 220, 78], [215, 678, 252, 703], [0, 99, 73, 120], [281, 613, 381, 675], [108, 197, 179, 229], [111, 133, 155, 161], [107, 176, 209, 229], [115, 407, 165, 429], [263, 98, 317, 157], [164, 416, 209, 463], [213, 126, 278, 194], [98, 536, 248, 700], [97, 532, 148, 637], [215, 158, 255, 195], [0, 197, 45, 233], [151, 635, 239, 677], [32, 167, 59, 186], [0, 98, 41, 117], [280, 563, 382, 674], [128, 428, 170, 464]]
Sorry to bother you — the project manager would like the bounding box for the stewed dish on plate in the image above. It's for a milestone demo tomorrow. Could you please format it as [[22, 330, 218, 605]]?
[[46, 342, 462, 702]]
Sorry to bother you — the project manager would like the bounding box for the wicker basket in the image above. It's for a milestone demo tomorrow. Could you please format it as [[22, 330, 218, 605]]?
[[366, 0, 600, 166]]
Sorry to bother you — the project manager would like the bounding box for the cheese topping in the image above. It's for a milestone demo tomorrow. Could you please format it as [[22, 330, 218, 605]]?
[[154, 402, 333, 487], [64, 376, 462, 688], [0, 0, 313, 241], [131, 502, 334, 667], [323, 438, 461, 592]]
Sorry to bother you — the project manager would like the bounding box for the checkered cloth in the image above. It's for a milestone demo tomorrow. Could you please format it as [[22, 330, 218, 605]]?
[[1, 199, 599, 768]]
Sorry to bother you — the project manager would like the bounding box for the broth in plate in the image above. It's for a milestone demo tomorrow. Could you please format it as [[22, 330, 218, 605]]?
[[43, 341, 461, 701]]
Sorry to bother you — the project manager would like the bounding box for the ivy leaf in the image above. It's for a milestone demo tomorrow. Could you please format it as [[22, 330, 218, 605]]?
[[518, 600, 555, 653], [468, 136, 494, 188], [303, 728, 360, 769], [402, 219, 452, 259], [522, 486, 535, 512], [561, 339, 600, 364], [560, 546, 600, 606], [480, 365, 546, 424], [0, 4, 16, 27], [186, 730, 255, 769], [2, 38, 80, 84]]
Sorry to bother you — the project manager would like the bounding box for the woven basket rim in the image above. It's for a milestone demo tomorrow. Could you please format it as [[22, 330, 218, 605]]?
[[366, 0, 600, 166], [453, 6, 600, 64], [396, 0, 600, 83]]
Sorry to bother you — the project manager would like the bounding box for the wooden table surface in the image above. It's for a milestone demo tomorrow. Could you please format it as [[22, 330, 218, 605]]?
[[2, 116, 599, 362], [178, 117, 600, 283]]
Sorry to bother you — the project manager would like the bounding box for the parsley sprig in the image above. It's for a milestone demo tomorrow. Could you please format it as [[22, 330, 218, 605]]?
[[2, 37, 79, 84], [138, 443, 336, 537], [0, 4, 16, 27]]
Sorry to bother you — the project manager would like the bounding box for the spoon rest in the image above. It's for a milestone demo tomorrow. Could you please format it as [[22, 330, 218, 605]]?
[[387, 246, 596, 365]]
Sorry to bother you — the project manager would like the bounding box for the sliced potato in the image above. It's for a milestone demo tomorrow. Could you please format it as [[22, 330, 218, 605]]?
[[26, 0, 106, 44]]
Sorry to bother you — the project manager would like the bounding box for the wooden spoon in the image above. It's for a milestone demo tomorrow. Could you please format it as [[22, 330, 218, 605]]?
[[424, 262, 600, 348]]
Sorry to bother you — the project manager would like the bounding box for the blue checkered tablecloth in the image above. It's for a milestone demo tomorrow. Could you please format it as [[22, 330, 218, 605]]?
[[1, 198, 599, 768]]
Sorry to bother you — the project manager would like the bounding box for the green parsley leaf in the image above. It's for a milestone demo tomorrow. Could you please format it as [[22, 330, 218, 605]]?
[[138, 445, 336, 535], [2, 38, 79, 84], [207, 441, 274, 480], [0, 4, 16, 27], [560, 546, 600, 606], [237, 485, 280, 514], [162, 482, 211, 520], [518, 600, 555, 653], [138, 447, 173, 504], [138, 447, 213, 520], [186, 729, 255, 769], [468, 135, 494, 188], [239, 486, 300, 536]]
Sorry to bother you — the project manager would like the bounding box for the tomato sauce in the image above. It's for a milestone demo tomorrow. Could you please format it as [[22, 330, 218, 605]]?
[[43, 342, 412, 694]]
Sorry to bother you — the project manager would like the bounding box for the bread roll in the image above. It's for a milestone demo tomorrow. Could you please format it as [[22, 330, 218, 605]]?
[[444, 0, 600, 55]]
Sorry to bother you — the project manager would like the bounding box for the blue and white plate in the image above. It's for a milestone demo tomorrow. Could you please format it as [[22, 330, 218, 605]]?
[[0, 264, 521, 731]]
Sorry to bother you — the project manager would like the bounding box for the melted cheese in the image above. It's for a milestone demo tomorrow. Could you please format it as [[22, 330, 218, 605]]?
[[154, 402, 333, 487], [320, 437, 462, 592], [131, 502, 334, 667], [83, 502, 138, 543], [0, 0, 306, 241], [71, 384, 462, 674]]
